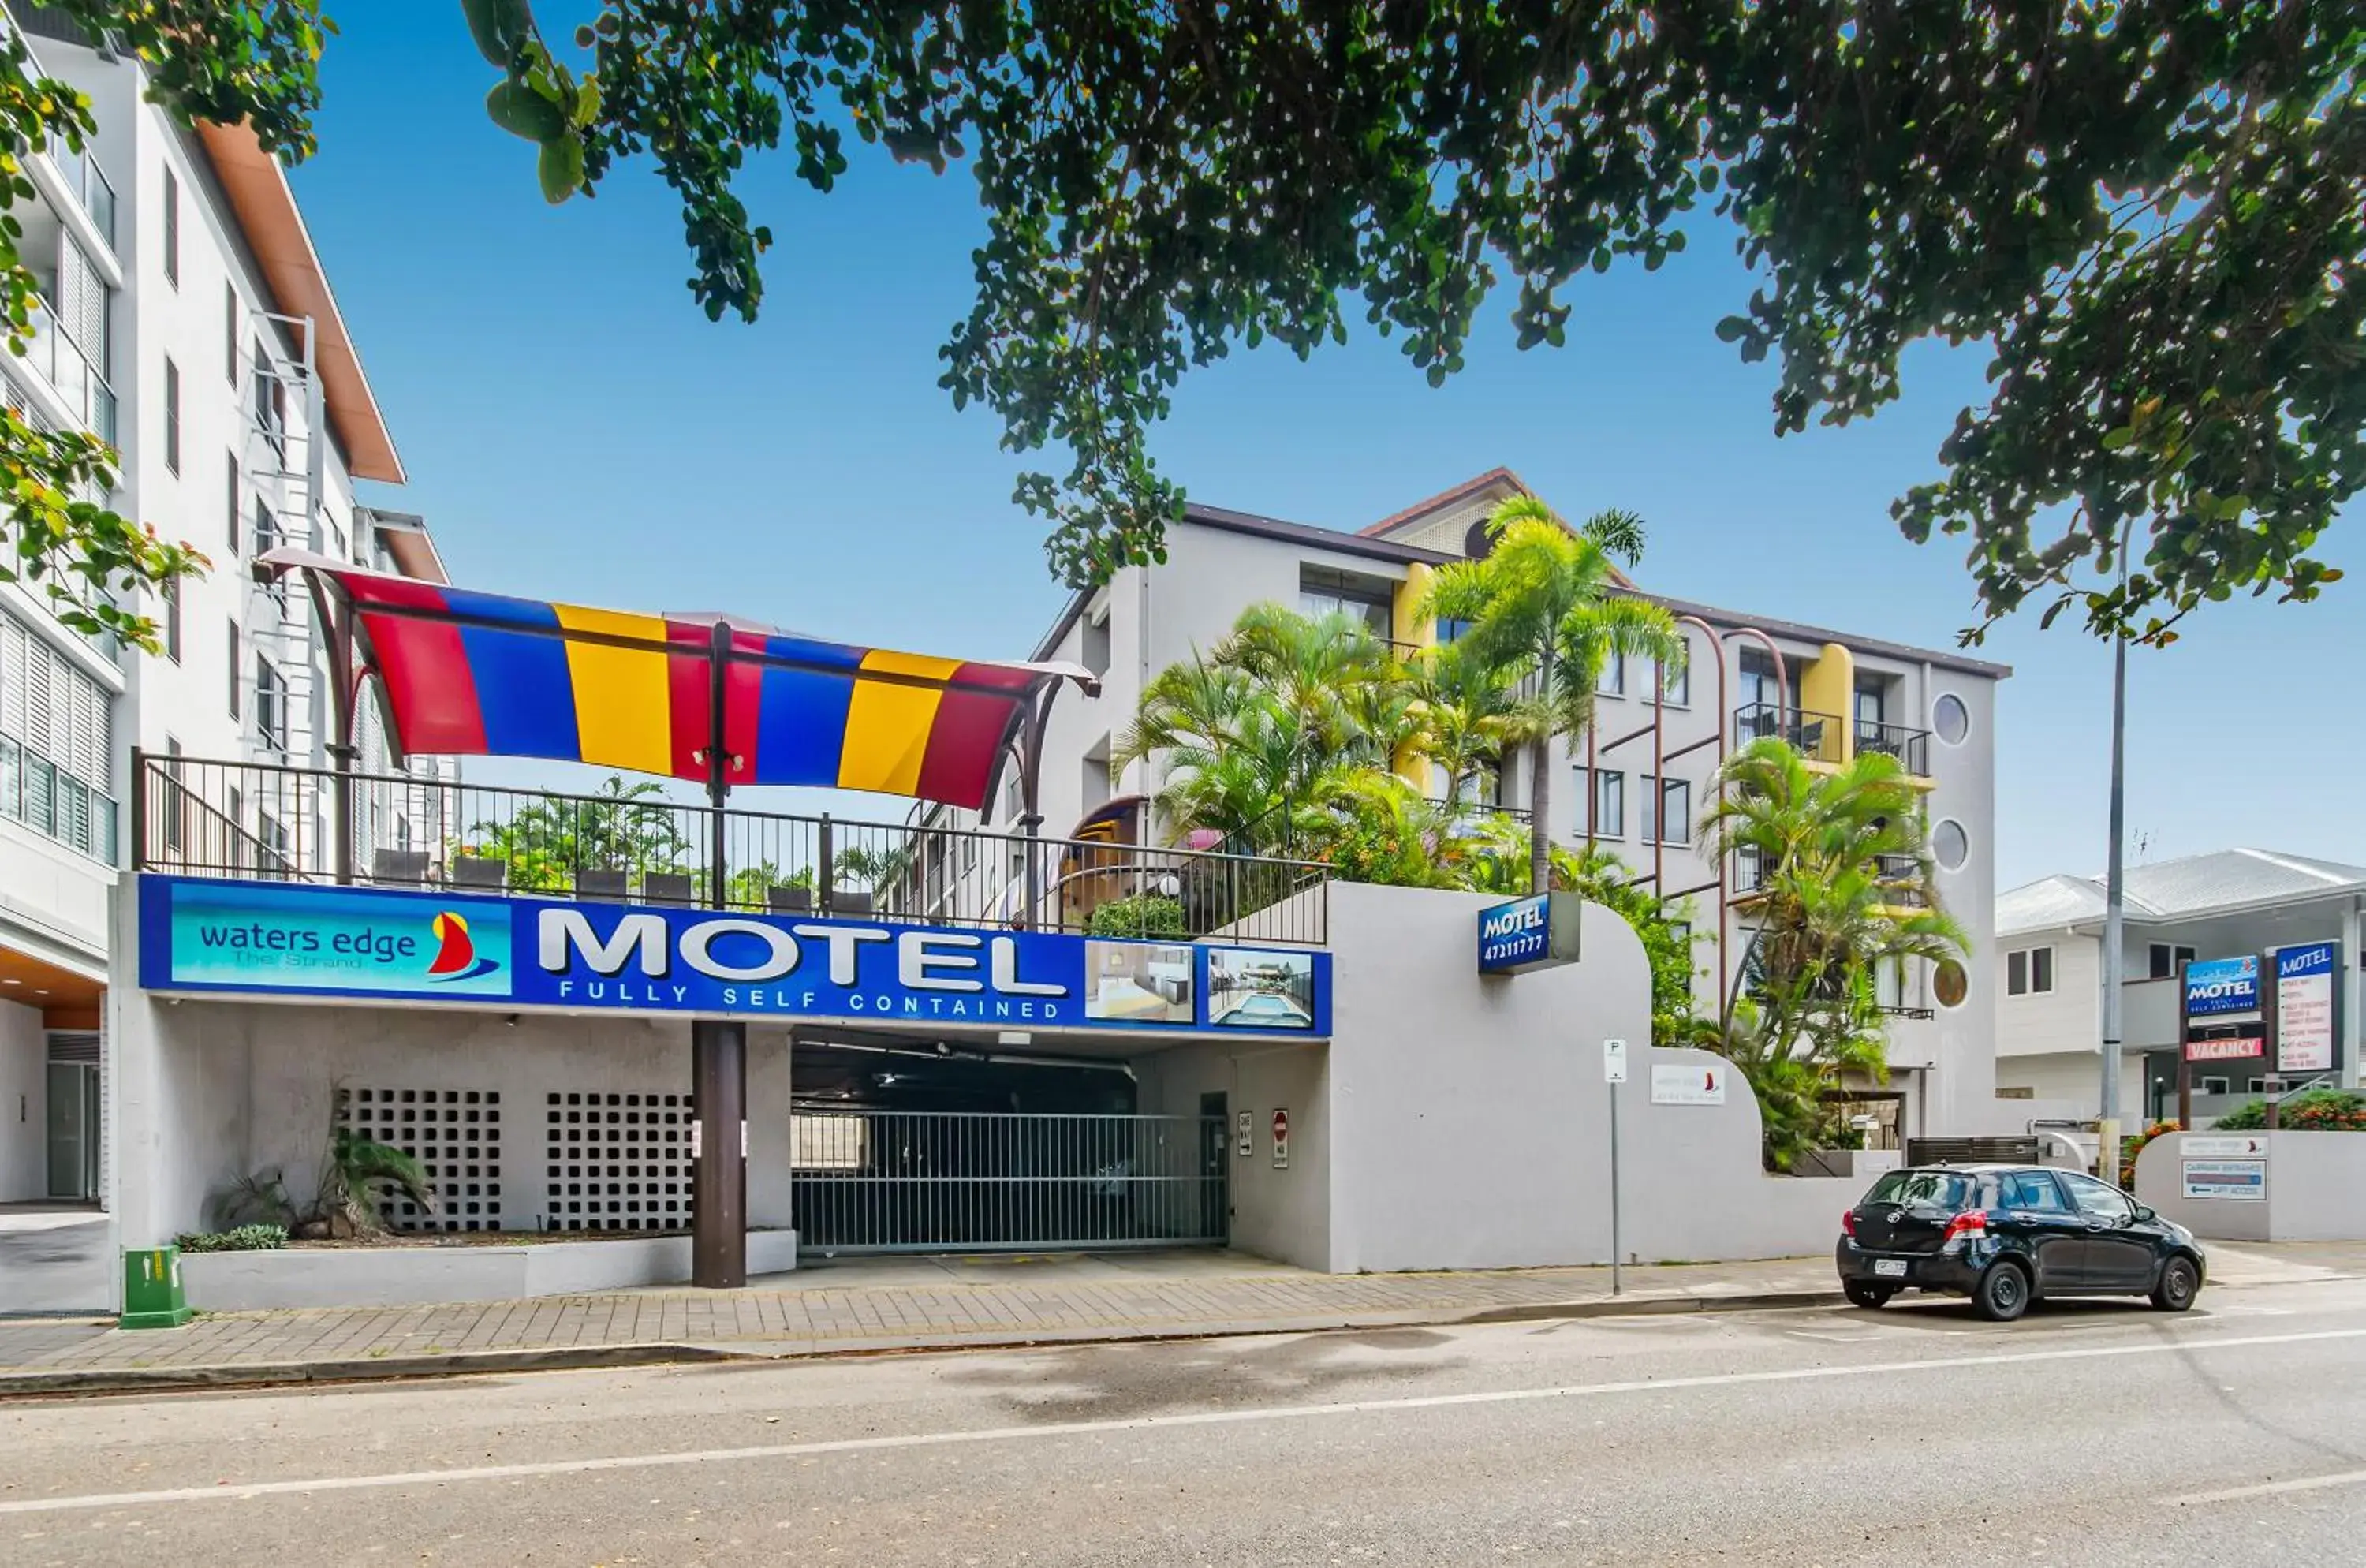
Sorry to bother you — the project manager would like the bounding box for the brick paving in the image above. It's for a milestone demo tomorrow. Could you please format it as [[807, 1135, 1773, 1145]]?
[[2, 1241, 2354, 1387]]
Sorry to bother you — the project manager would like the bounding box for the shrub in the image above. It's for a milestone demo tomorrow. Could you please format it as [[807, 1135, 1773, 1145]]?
[[2120, 1120, 2182, 1188], [1085, 894, 1188, 939], [2205, 1088, 2365, 1133], [176, 1223, 289, 1253]]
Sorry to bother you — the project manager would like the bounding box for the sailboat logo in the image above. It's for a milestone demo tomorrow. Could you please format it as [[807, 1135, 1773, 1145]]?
[[427, 912, 502, 983]]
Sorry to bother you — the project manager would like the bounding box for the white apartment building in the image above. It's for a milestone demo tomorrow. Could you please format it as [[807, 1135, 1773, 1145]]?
[[1995, 848, 2366, 1127], [921, 469, 2012, 1144], [0, 7, 447, 1208]]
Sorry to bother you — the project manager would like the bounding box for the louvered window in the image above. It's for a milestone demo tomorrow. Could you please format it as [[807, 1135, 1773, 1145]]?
[[0, 610, 118, 861]]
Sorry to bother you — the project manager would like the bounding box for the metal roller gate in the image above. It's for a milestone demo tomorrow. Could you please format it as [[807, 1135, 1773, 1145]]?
[[789, 1109, 1230, 1253]]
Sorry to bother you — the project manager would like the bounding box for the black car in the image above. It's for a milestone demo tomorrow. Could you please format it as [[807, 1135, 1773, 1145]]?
[[1834, 1163, 2206, 1321]]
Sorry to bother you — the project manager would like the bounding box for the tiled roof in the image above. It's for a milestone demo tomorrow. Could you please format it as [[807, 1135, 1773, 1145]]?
[[1998, 849, 2366, 935]]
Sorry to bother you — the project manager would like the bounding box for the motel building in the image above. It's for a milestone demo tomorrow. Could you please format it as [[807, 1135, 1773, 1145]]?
[[90, 555, 1933, 1313]]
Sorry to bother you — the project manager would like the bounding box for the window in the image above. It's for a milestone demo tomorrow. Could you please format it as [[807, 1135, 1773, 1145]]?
[[1297, 564, 1394, 638], [163, 358, 181, 473], [1932, 692, 1971, 745], [1643, 775, 1691, 845], [2148, 943, 2197, 980], [225, 454, 241, 551], [162, 575, 181, 662], [252, 336, 286, 457], [227, 620, 241, 719], [1997, 1171, 2070, 1212], [162, 167, 180, 286], [1738, 648, 1799, 715], [2200, 1076, 2230, 1096], [1932, 818, 1969, 872], [1934, 958, 1969, 1009], [1580, 767, 1624, 838], [2006, 946, 2054, 997], [1438, 617, 1475, 644], [225, 283, 239, 383], [1864, 1170, 1972, 1209], [1596, 648, 1625, 697], [1853, 674, 1887, 730], [2060, 1172, 2134, 1226], [256, 655, 289, 752], [0, 610, 119, 861], [1659, 642, 1690, 707]]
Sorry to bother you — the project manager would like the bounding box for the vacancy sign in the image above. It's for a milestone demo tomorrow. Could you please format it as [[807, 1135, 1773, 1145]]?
[[2275, 941, 2339, 1073]]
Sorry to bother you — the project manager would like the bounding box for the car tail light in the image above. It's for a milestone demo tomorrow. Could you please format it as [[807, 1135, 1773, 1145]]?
[[1942, 1211, 1989, 1249], [1841, 1210, 1857, 1238]]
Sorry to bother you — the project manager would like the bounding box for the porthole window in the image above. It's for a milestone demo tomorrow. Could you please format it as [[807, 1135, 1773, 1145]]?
[[1933, 819, 1969, 872], [1932, 693, 1970, 745], [1934, 959, 1969, 1010]]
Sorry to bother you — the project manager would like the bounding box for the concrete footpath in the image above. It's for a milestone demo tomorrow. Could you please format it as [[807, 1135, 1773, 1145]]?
[[4, 1241, 2360, 1397]]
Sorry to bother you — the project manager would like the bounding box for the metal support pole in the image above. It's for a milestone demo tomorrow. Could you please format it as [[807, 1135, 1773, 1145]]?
[[705, 618, 731, 909], [1017, 682, 1060, 931], [1608, 1080, 1623, 1297], [691, 618, 746, 1289], [2099, 533, 2132, 1176]]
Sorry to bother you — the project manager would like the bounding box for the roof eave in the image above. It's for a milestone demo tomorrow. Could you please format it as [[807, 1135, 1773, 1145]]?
[[196, 121, 406, 485]]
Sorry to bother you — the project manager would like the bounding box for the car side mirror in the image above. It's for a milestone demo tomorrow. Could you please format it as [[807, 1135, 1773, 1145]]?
[[2133, 1205, 2155, 1223]]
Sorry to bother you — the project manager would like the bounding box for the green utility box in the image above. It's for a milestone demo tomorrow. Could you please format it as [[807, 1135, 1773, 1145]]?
[[119, 1246, 193, 1330]]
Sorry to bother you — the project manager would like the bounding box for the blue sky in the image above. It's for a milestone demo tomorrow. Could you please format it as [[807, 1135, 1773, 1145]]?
[[289, 7, 2362, 891]]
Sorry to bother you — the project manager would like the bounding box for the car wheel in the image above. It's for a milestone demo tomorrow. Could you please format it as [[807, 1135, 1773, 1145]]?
[[2151, 1255, 2200, 1313], [1973, 1261, 2031, 1323], [1842, 1280, 1897, 1309]]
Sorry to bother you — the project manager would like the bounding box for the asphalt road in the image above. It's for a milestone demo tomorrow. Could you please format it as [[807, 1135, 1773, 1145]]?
[[6, 1274, 2365, 1566]]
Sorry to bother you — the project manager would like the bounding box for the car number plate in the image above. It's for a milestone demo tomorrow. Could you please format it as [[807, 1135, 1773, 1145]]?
[[1873, 1259, 1908, 1278]]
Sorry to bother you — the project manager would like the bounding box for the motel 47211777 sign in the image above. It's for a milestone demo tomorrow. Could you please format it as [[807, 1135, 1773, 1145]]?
[[1476, 892, 1582, 976]]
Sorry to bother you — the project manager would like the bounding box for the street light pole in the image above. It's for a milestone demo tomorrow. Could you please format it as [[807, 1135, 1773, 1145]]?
[[2098, 537, 2132, 1180]]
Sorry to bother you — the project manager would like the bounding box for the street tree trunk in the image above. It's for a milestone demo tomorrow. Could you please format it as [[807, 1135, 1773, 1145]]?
[[1528, 730, 1551, 893]]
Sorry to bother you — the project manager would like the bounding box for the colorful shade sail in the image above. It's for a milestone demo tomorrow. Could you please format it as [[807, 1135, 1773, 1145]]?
[[266, 550, 1095, 811]]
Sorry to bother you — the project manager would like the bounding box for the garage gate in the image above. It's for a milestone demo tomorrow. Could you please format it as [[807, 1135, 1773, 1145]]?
[[789, 1108, 1230, 1253]]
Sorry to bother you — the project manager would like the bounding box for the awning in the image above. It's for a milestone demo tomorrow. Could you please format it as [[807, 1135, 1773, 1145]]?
[[264, 550, 1096, 811]]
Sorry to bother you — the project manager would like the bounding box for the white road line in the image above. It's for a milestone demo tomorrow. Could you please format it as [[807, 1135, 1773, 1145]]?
[[2178, 1469, 2366, 1505], [6, 1326, 2362, 1518]]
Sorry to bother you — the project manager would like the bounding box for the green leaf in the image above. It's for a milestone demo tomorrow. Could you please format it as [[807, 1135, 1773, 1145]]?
[[461, 0, 534, 69], [537, 133, 584, 204], [485, 80, 564, 142]]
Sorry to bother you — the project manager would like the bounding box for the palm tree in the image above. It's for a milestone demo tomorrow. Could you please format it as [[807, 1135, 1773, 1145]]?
[[1419, 497, 1687, 893], [1401, 640, 1520, 807], [1700, 738, 1968, 1166], [1116, 606, 1400, 853]]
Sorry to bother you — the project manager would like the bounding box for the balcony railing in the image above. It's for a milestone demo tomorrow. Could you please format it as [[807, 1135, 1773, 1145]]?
[[21, 296, 116, 446], [1870, 853, 1931, 908], [1732, 702, 1845, 764], [1854, 717, 1932, 776], [134, 754, 1330, 946]]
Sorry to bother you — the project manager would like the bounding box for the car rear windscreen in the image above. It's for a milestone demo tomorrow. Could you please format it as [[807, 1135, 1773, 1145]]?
[[1862, 1170, 1973, 1209]]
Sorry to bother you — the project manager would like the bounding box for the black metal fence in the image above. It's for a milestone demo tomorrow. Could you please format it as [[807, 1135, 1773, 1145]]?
[[134, 752, 1330, 946]]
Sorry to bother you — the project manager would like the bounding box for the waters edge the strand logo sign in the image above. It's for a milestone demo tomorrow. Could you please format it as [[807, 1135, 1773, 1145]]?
[[154, 882, 513, 998]]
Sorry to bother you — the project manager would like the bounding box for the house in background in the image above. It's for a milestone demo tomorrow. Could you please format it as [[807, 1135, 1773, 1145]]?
[[1994, 848, 2366, 1127], [909, 468, 2013, 1144]]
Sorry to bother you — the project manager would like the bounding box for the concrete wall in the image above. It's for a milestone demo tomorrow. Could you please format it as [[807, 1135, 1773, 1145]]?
[[2136, 1131, 2366, 1243], [1136, 1037, 1330, 1269], [1995, 932, 2099, 1059], [1315, 882, 1855, 1272], [0, 998, 44, 1201], [1992, 1047, 2146, 1126]]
